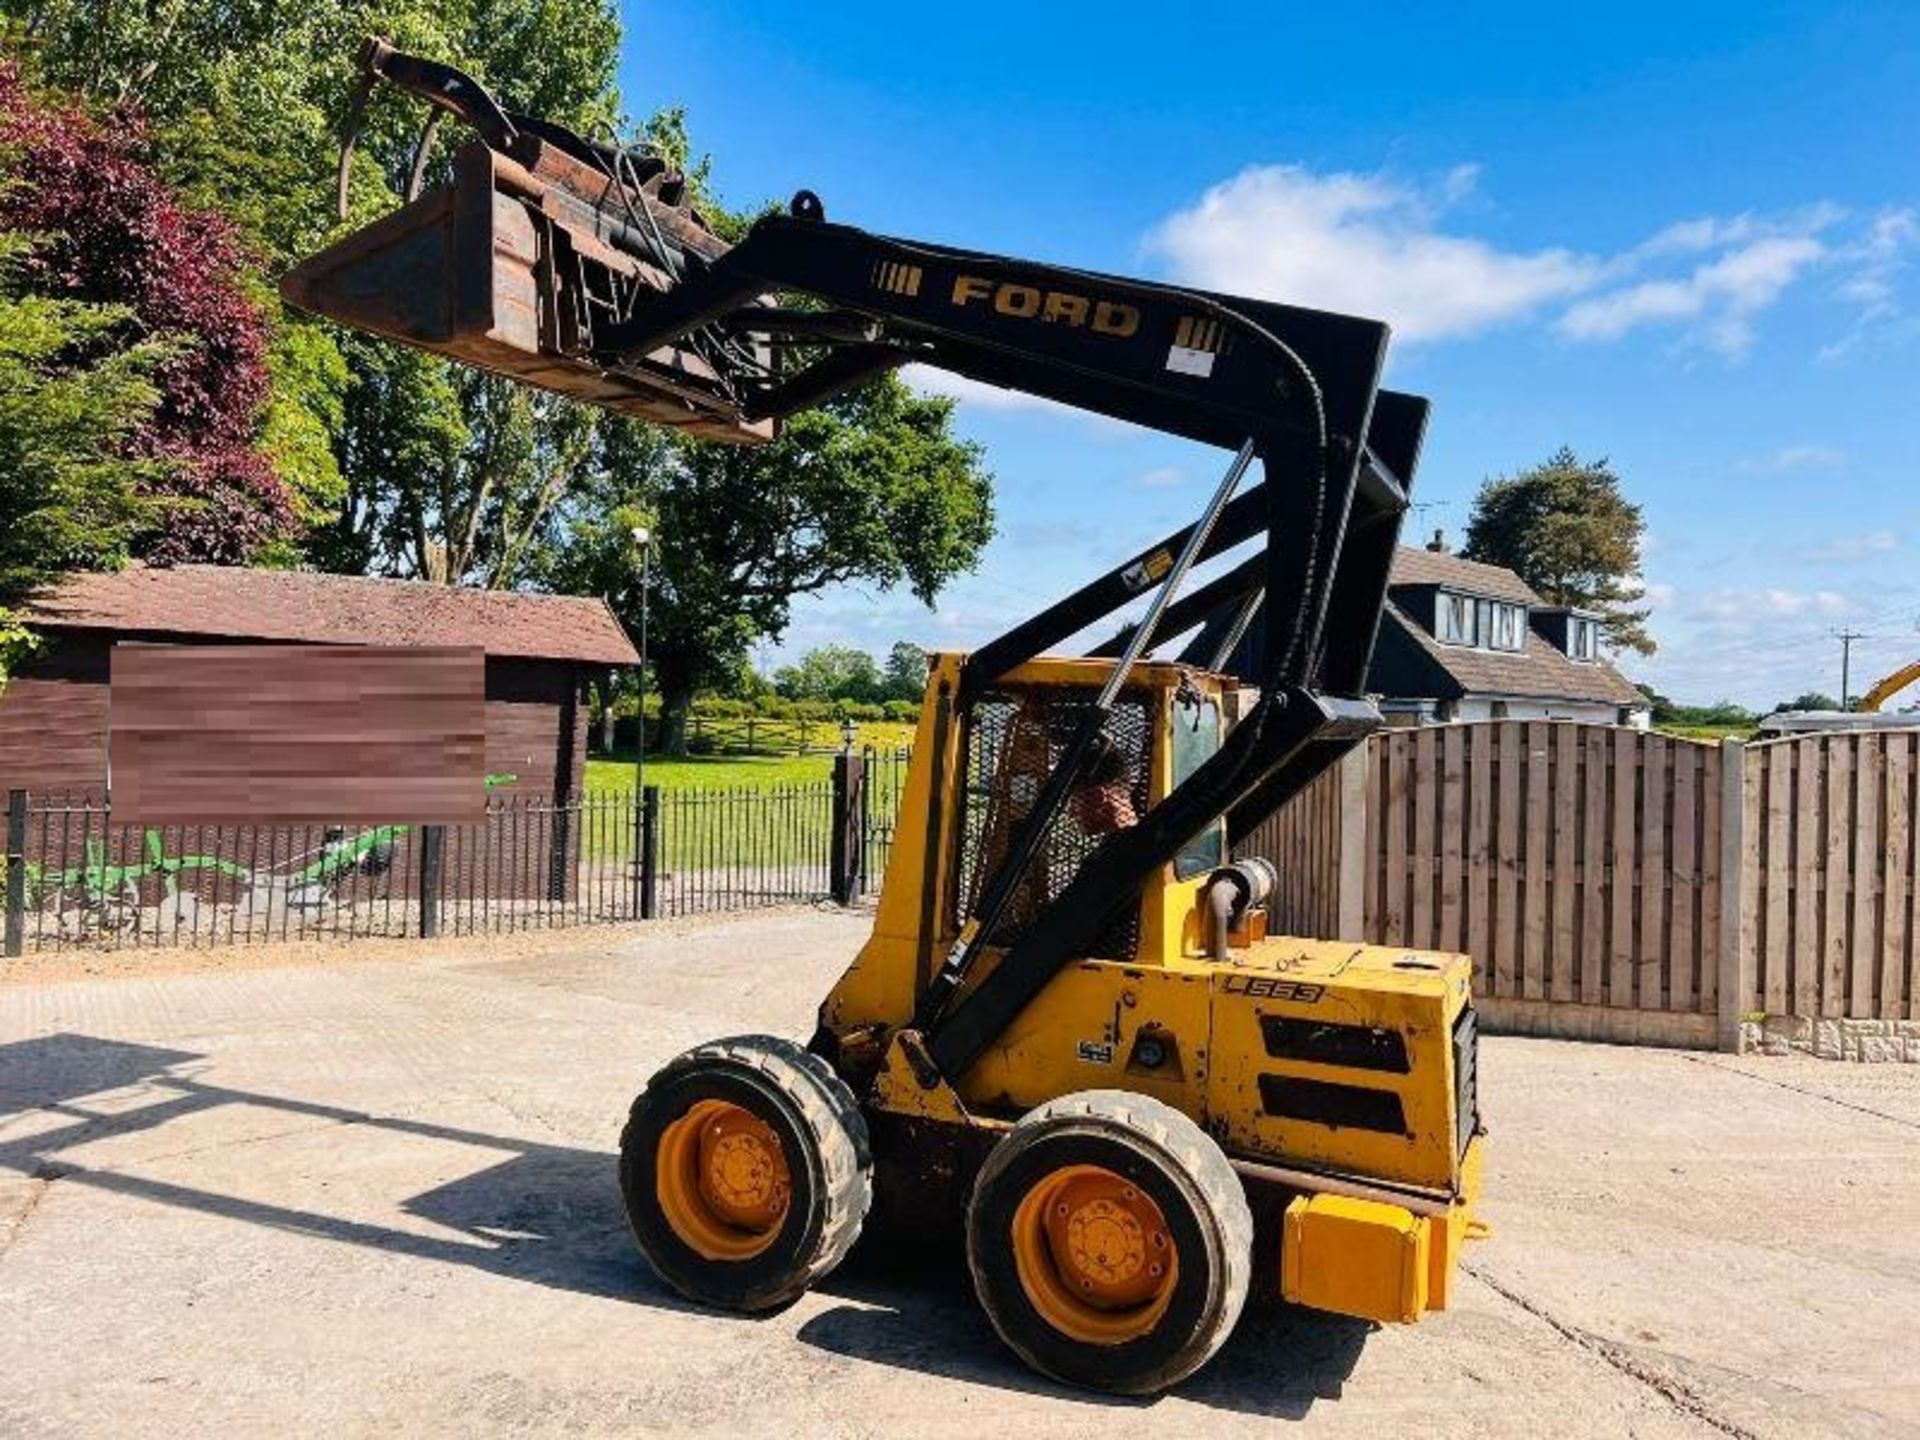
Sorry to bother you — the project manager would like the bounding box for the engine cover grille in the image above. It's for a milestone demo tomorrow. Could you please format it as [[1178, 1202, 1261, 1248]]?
[[1452, 1006, 1480, 1158]]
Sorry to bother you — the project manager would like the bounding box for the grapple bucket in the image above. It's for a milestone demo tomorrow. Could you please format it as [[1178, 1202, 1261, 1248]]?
[[281, 50, 773, 443]]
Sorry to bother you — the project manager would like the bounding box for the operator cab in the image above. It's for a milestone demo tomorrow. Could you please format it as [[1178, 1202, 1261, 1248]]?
[[949, 656, 1230, 969]]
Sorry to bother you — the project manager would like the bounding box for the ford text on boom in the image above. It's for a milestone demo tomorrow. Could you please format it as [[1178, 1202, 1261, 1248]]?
[[951, 275, 1140, 337]]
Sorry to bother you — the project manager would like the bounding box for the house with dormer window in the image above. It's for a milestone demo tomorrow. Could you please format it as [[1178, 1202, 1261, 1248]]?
[[1365, 540, 1649, 728]]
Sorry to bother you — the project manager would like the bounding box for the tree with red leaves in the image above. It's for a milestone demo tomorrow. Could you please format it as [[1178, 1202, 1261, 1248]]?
[[0, 62, 294, 564]]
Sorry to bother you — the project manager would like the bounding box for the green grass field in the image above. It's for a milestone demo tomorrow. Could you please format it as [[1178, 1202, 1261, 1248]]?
[[578, 736, 915, 872], [585, 720, 916, 794], [1655, 722, 1758, 743], [585, 753, 835, 793], [573, 766, 835, 868]]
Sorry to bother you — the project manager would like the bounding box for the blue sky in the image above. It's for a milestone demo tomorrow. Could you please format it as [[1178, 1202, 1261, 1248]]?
[[617, 1, 1920, 708]]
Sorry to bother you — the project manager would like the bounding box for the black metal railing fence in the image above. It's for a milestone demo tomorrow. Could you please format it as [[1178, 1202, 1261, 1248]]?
[[1, 746, 914, 957]]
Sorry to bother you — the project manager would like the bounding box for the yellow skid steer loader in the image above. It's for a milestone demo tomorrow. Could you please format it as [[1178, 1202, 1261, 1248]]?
[[286, 42, 1486, 1394]]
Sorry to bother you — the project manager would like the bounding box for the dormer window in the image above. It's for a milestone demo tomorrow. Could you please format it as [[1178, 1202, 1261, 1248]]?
[[1568, 616, 1601, 662], [1436, 592, 1475, 645], [1436, 590, 1526, 652], [1486, 601, 1525, 652]]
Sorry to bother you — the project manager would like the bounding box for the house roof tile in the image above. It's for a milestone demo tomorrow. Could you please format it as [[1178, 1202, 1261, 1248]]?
[[1388, 547, 1540, 605], [25, 566, 639, 666]]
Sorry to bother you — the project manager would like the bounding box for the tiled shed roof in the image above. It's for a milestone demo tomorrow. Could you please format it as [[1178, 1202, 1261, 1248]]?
[[25, 566, 639, 666]]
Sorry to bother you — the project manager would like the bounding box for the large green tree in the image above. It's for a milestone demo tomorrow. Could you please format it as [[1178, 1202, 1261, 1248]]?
[[1775, 691, 1840, 713], [0, 57, 297, 563], [313, 356, 597, 586], [1461, 447, 1655, 655], [882, 640, 930, 702], [7, 0, 625, 568], [0, 228, 160, 680], [774, 646, 885, 704], [549, 376, 994, 753], [9, 1, 621, 257], [10, 3, 1003, 722]]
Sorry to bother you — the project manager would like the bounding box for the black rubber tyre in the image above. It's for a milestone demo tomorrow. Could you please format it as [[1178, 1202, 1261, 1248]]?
[[966, 1091, 1253, 1395], [619, 1034, 871, 1313]]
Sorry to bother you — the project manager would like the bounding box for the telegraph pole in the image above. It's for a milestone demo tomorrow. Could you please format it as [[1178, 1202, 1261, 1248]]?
[[1835, 628, 1867, 710]]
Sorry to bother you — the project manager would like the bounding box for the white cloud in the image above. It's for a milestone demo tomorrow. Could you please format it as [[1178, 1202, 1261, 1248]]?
[[903, 364, 1149, 435], [1836, 208, 1917, 316], [1807, 530, 1899, 562], [1630, 215, 1757, 259], [1623, 205, 1842, 262], [1135, 466, 1186, 489], [1440, 163, 1483, 204], [1761, 588, 1854, 617], [1007, 520, 1102, 549], [1147, 166, 1902, 362], [1559, 234, 1828, 358], [1663, 585, 1859, 623], [1634, 573, 1920, 708], [1817, 207, 1919, 362], [1144, 165, 1600, 343], [904, 365, 1074, 415], [1739, 443, 1847, 473], [909, 169, 1910, 439]]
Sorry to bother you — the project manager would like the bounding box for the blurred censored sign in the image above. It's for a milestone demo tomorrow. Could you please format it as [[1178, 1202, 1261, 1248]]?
[[109, 645, 486, 825]]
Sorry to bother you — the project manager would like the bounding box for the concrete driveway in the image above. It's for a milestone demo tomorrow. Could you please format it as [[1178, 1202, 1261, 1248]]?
[[2, 909, 1917, 1438]]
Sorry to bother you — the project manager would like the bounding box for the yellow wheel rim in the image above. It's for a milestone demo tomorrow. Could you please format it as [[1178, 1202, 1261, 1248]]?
[[1010, 1163, 1179, 1345], [655, 1098, 792, 1261]]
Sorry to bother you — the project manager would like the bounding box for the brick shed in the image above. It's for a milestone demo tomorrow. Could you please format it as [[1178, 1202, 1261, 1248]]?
[[0, 565, 639, 804]]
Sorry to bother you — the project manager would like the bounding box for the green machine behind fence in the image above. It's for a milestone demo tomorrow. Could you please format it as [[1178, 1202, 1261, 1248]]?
[[16, 775, 518, 942]]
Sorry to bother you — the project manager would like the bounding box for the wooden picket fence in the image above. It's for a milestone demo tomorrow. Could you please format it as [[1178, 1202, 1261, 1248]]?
[[1237, 721, 1920, 1048], [1741, 733, 1916, 1021], [1241, 761, 1346, 943]]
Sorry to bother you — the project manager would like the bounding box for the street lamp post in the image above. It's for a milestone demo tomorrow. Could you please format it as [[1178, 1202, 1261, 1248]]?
[[632, 526, 652, 795], [631, 527, 652, 914]]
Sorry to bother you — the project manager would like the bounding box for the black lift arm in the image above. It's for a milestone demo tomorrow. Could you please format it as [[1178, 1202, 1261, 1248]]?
[[592, 200, 1430, 1083]]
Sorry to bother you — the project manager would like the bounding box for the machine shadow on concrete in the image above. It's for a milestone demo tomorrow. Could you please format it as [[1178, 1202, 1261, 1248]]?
[[0, 1032, 1366, 1418], [0, 1032, 659, 1307], [799, 1234, 1371, 1420]]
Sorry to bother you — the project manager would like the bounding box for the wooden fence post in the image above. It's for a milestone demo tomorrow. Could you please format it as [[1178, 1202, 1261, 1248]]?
[[4, 790, 26, 959], [830, 751, 866, 905], [418, 824, 445, 939], [639, 786, 660, 919], [1335, 743, 1370, 942], [1717, 738, 1748, 1051]]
